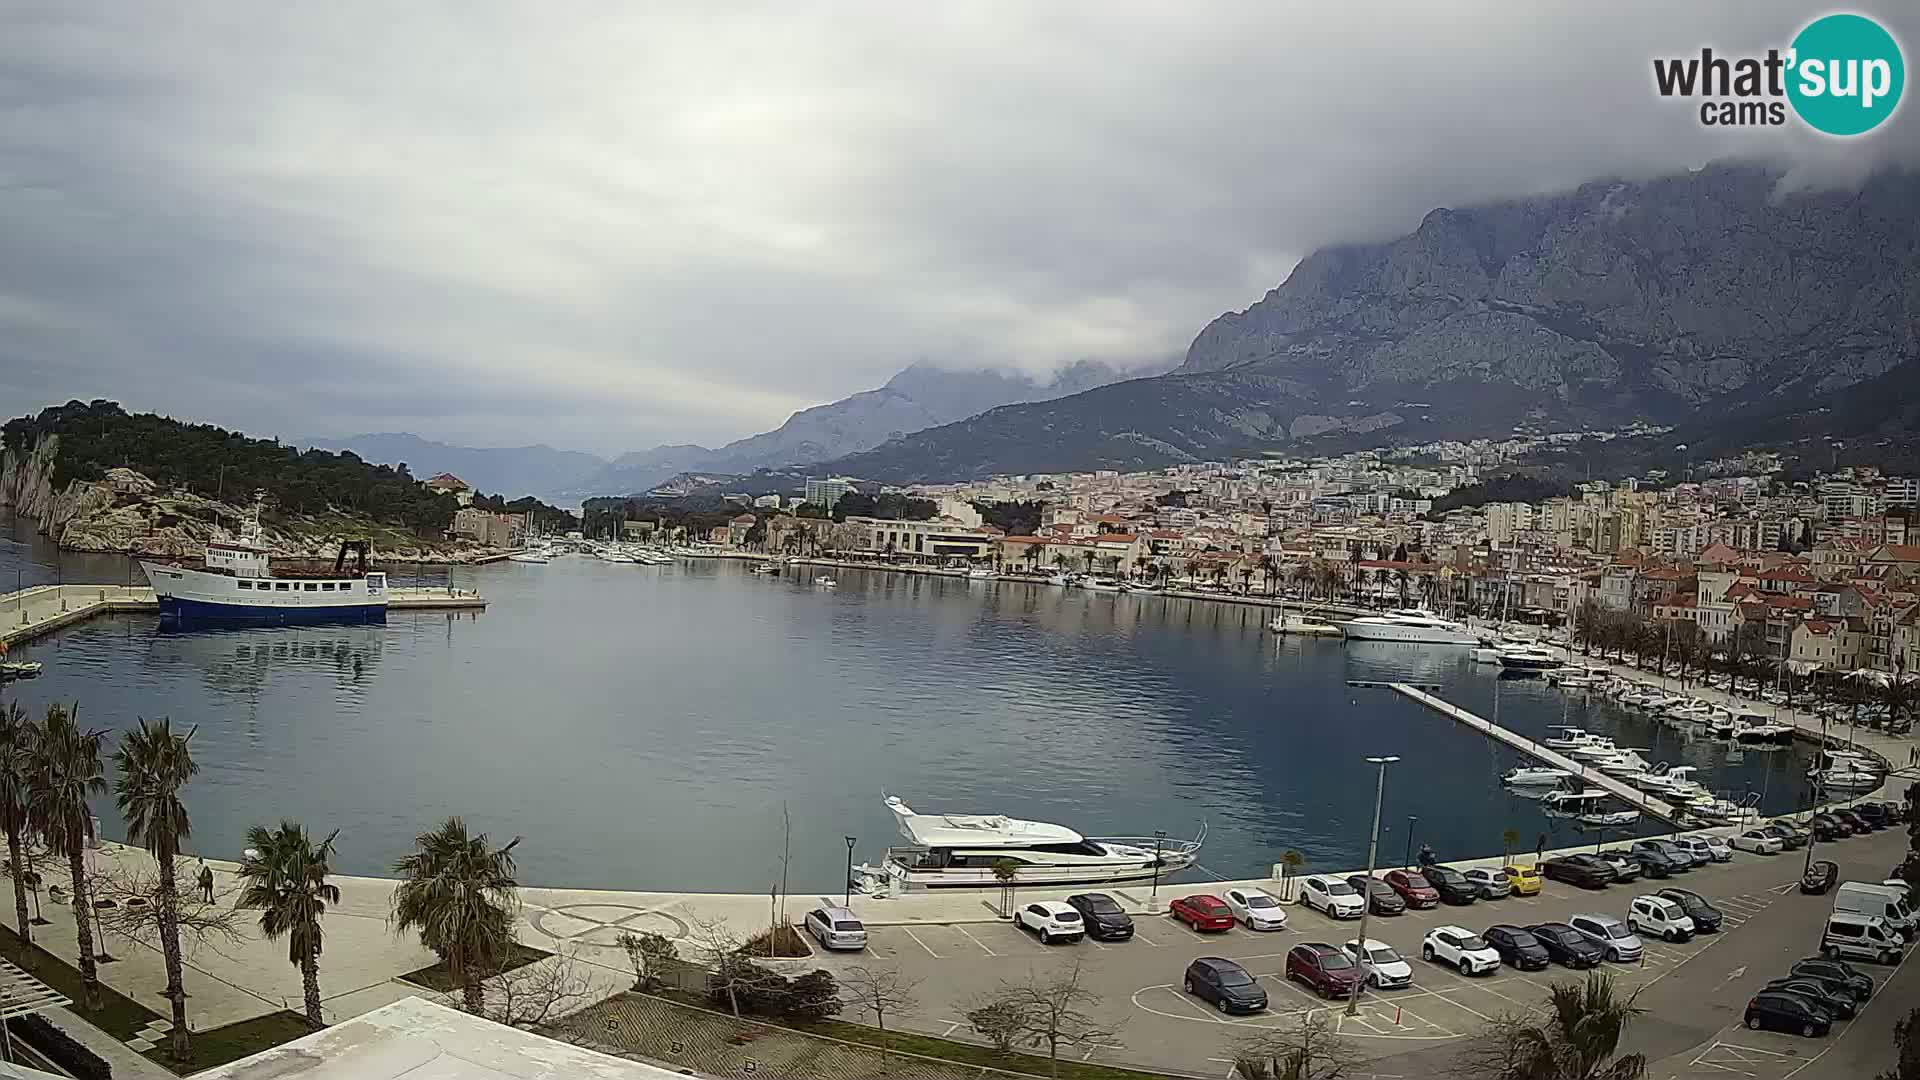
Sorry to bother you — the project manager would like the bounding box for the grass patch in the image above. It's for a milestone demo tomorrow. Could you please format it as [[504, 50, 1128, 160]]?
[[145, 1011, 313, 1075], [0, 921, 163, 1041], [398, 942, 551, 992]]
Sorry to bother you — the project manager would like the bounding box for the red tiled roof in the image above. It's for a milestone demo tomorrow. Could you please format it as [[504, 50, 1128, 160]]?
[[1802, 620, 1833, 636], [426, 473, 469, 489], [1093, 533, 1139, 544], [1875, 545, 1920, 562], [1001, 535, 1048, 544]]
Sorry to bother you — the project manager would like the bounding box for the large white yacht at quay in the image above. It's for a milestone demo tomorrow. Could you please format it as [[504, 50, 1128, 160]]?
[[849, 795, 1203, 893], [1336, 608, 1480, 645]]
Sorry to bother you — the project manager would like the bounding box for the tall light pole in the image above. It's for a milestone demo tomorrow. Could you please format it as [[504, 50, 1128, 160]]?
[[843, 836, 858, 907], [1150, 830, 1168, 906], [1402, 815, 1418, 871], [1347, 755, 1399, 1017]]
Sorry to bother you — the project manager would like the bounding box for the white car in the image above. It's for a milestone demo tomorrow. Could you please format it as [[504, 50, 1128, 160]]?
[[1627, 895, 1696, 943], [1342, 938, 1413, 988], [1299, 875, 1366, 919], [1013, 901, 1085, 944], [1225, 887, 1289, 931], [1463, 868, 1512, 899], [1697, 835, 1733, 862], [1731, 830, 1784, 855], [1421, 926, 1501, 975]]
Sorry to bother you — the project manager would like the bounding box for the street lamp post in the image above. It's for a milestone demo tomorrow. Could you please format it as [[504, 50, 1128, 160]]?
[[1402, 816, 1418, 870], [843, 836, 858, 907], [1347, 755, 1400, 1017], [1150, 830, 1168, 906]]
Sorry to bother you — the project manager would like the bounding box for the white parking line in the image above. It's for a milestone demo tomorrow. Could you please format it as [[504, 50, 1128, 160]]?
[[900, 927, 941, 958], [1133, 927, 1164, 947], [954, 924, 1000, 956], [1426, 987, 1499, 1023]]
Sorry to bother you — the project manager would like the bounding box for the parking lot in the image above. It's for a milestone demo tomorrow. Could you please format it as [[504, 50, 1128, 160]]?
[[800, 826, 1912, 1078]]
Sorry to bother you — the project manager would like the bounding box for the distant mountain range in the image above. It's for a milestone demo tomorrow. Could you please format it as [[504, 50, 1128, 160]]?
[[822, 164, 1920, 483], [314, 358, 1163, 501]]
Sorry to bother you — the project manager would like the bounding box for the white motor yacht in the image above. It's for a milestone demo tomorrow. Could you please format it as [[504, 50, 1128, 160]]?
[[1498, 645, 1564, 671], [1502, 765, 1574, 786], [1597, 748, 1656, 777], [1543, 726, 1597, 751], [1733, 720, 1794, 746], [1541, 791, 1640, 827], [1081, 578, 1124, 593], [1810, 751, 1884, 791], [1269, 612, 1343, 636], [1337, 608, 1479, 645], [1658, 766, 1712, 802], [849, 795, 1204, 892], [1566, 738, 1622, 762], [507, 549, 551, 564]]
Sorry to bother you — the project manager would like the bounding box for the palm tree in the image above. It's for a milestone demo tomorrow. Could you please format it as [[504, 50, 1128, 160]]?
[[237, 822, 341, 1029], [0, 703, 35, 960], [1502, 828, 1521, 865], [1051, 551, 1073, 573], [28, 703, 107, 1010], [1395, 567, 1411, 605], [391, 817, 522, 1013], [1486, 973, 1647, 1080], [113, 717, 199, 1058]]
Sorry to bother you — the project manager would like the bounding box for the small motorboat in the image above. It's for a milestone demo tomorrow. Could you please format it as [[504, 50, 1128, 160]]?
[[1732, 721, 1793, 746], [1268, 613, 1343, 636], [814, 576, 838, 588], [1544, 726, 1598, 751], [751, 564, 777, 575], [1502, 765, 1573, 786], [1498, 645, 1563, 671], [965, 567, 995, 580], [508, 550, 551, 564], [1081, 578, 1124, 593], [1566, 739, 1622, 763], [0, 660, 44, 681]]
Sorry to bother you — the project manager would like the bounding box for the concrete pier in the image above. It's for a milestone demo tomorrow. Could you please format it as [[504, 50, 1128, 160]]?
[[1389, 681, 1686, 824], [2, 582, 486, 648]]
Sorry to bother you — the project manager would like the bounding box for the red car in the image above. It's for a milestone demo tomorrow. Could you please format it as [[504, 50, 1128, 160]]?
[[1170, 894, 1234, 932], [1285, 943, 1363, 999], [1384, 869, 1440, 909]]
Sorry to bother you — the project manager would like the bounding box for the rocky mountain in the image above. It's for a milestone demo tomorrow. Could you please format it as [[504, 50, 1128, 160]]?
[[823, 164, 1920, 484], [304, 433, 606, 504], [571, 359, 1164, 495]]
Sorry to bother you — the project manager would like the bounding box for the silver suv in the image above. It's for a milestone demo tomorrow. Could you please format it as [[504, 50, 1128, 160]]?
[[1568, 913, 1644, 963], [803, 905, 868, 951]]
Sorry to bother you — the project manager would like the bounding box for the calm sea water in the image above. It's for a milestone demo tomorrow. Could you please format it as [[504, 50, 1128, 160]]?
[[0, 513, 1816, 893]]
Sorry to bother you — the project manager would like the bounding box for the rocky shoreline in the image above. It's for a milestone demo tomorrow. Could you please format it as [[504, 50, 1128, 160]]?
[[0, 435, 506, 565]]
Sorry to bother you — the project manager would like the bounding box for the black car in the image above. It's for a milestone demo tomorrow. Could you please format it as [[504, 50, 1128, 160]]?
[[1347, 874, 1407, 916], [1761, 823, 1810, 849], [1541, 854, 1615, 889], [1807, 814, 1847, 841], [1835, 809, 1873, 834], [1065, 893, 1134, 941], [1656, 888, 1724, 932], [1484, 924, 1551, 970], [1789, 957, 1875, 1000], [1856, 803, 1891, 828], [1527, 922, 1605, 968], [1745, 991, 1832, 1037], [1645, 839, 1697, 871], [1762, 978, 1857, 1019], [1423, 865, 1480, 906], [1624, 843, 1678, 878], [1801, 860, 1839, 895], [1184, 957, 1268, 1015]]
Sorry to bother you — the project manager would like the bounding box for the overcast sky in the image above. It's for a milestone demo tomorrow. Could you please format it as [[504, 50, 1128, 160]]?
[[2, 3, 1915, 456]]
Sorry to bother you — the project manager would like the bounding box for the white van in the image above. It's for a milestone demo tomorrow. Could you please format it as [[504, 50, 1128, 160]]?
[[1627, 895, 1696, 942], [1834, 882, 1916, 940], [1821, 913, 1904, 965]]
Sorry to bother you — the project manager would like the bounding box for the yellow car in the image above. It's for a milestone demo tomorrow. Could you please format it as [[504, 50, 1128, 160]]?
[[1503, 864, 1543, 896]]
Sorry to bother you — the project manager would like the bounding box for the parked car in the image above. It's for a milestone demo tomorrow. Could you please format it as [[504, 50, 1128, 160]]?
[[1502, 864, 1544, 896], [1808, 813, 1848, 841], [1463, 867, 1512, 900], [1731, 830, 1784, 855], [1567, 913, 1644, 963], [1761, 978, 1857, 1019], [803, 905, 868, 951], [1541, 854, 1616, 889], [1014, 901, 1086, 944], [1744, 991, 1833, 1038], [1421, 926, 1501, 975], [1528, 922, 1605, 968], [1483, 924, 1551, 971], [1821, 913, 1905, 965], [1656, 888, 1723, 932], [1169, 894, 1234, 933], [1646, 838, 1701, 869], [1627, 895, 1695, 943], [1347, 874, 1407, 915], [1835, 809, 1874, 834], [1382, 869, 1440, 908], [1423, 866, 1482, 906], [1341, 938, 1413, 989], [1065, 893, 1134, 941], [1224, 887, 1289, 932], [1698, 835, 1734, 862], [1596, 851, 1645, 882], [1801, 860, 1840, 895], [1761, 822, 1810, 849], [1298, 875, 1365, 919], [1856, 803, 1892, 828], [1672, 836, 1724, 865], [1788, 957, 1875, 1000], [1184, 957, 1268, 1014], [1285, 942, 1363, 999]]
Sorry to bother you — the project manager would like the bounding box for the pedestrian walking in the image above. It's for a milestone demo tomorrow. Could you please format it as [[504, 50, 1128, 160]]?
[[197, 860, 215, 903]]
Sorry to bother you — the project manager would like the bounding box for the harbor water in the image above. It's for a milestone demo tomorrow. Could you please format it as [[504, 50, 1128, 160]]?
[[1, 515, 1819, 893]]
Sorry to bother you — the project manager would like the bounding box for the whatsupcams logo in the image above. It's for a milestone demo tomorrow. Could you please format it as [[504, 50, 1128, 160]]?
[[1653, 12, 1904, 135]]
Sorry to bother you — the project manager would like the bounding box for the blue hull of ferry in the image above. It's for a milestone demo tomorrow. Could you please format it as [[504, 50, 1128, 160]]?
[[157, 596, 388, 625]]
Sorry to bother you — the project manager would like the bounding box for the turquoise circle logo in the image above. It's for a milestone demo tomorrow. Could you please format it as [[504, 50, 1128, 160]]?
[[1787, 13, 1905, 136]]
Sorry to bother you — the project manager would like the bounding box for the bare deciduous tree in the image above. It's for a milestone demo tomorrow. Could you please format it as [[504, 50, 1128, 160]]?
[[689, 916, 786, 1018], [91, 856, 245, 960], [987, 962, 1121, 1078], [966, 999, 1024, 1054], [616, 930, 679, 992], [843, 966, 919, 1072], [1232, 1014, 1358, 1080], [483, 948, 596, 1031]]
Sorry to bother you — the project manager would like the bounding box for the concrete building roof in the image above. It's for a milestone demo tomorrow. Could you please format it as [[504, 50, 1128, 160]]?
[[198, 997, 678, 1080]]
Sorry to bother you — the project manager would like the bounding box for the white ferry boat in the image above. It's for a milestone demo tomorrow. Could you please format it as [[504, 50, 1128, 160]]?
[[1337, 608, 1479, 645], [849, 795, 1203, 892], [139, 506, 387, 624]]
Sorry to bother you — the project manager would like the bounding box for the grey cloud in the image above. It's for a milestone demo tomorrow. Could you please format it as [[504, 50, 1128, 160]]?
[[1, 2, 1915, 455]]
